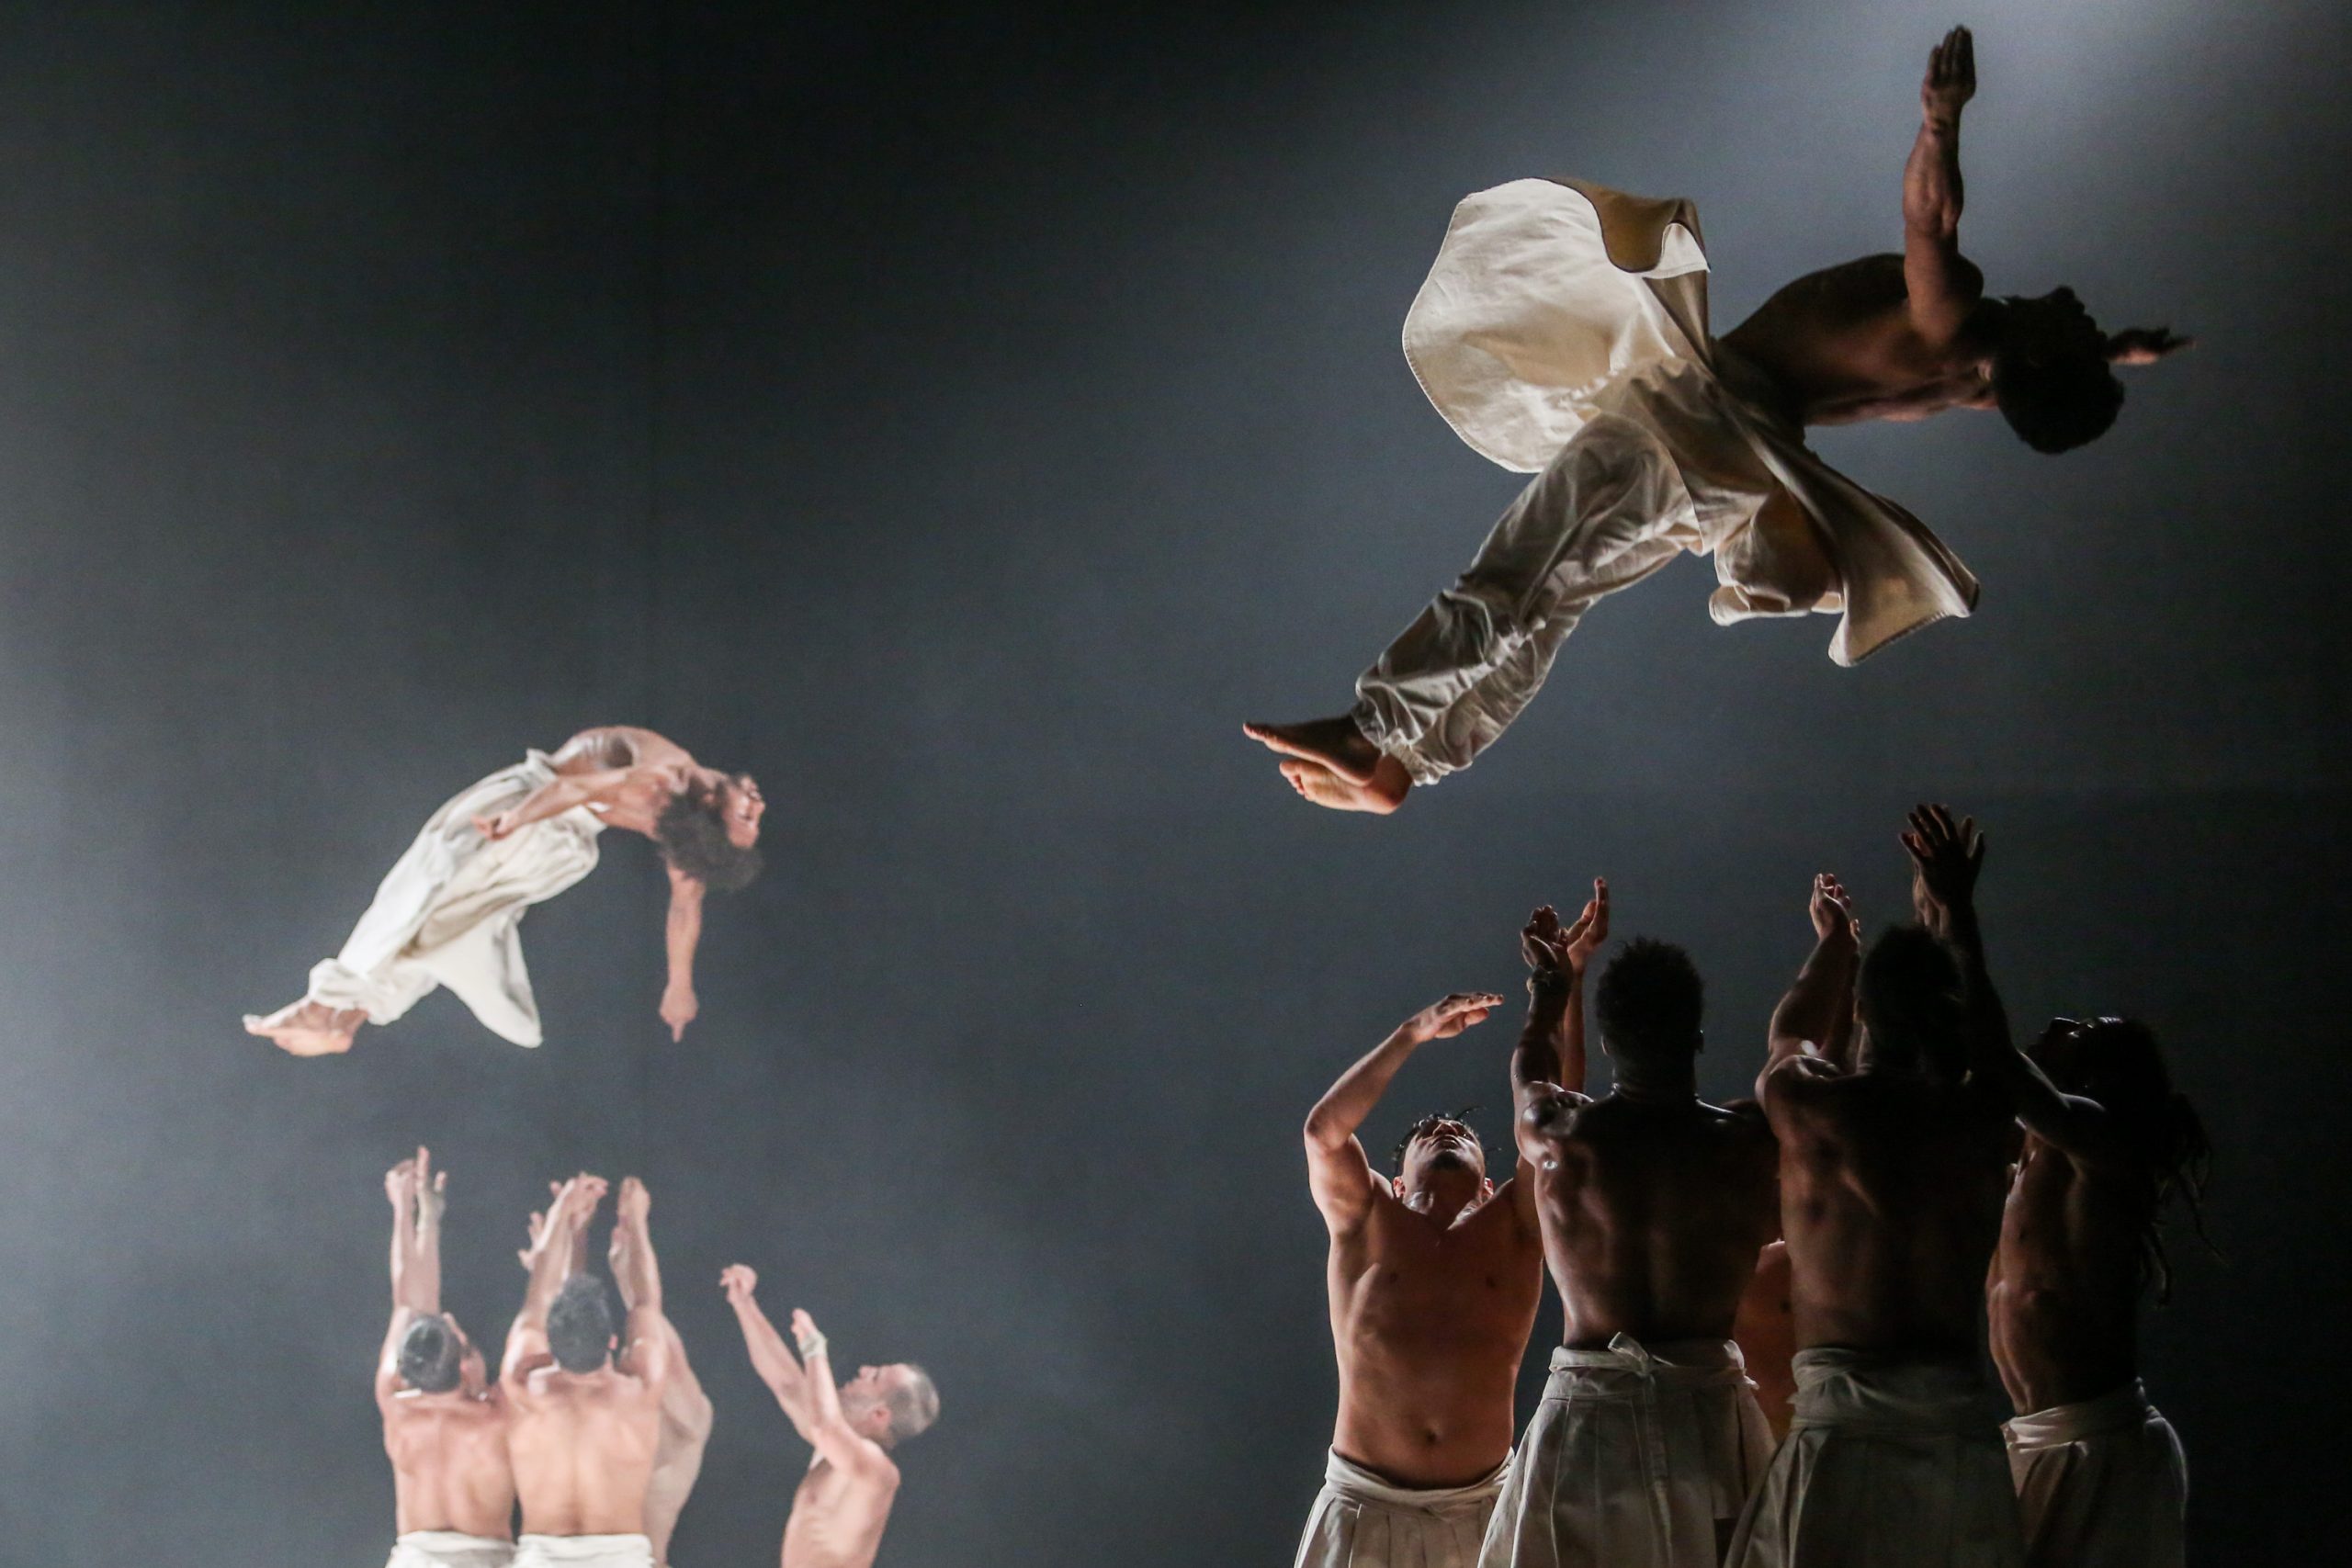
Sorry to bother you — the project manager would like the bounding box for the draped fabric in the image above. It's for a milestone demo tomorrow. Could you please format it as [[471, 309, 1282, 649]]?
[[2006, 1380, 2187, 1568], [511, 1535, 655, 1568], [386, 1533, 515, 1568], [1294, 1449, 1510, 1568], [1725, 1348, 2024, 1568], [1478, 1336, 1772, 1568]]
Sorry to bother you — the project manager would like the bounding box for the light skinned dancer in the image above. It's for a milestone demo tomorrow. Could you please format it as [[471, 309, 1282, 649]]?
[[246, 726, 764, 1054], [503, 1175, 673, 1568], [1247, 27, 2188, 812], [1728, 832, 2023, 1567], [1294, 889, 1601, 1568], [1910, 807, 2208, 1568], [1482, 897, 1779, 1568], [379, 1148, 516, 1568], [720, 1264, 939, 1568]]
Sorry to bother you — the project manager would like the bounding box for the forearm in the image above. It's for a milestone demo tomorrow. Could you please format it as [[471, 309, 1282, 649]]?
[[731, 1301, 818, 1427], [616, 1217, 662, 1316], [1512, 981, 1574, 1093], [663, 898, 703, 990], [409, 1212, 444, 1314], [519, 1224, 573, 1325], [1768, 936, 1854, 1065], [1304, 1029, 1419, 1147], [1903, 116, 1964, 236]]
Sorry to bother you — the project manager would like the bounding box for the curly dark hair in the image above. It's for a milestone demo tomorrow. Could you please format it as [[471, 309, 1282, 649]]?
[[2031, 1017, 2214, 1303], [1594, 938, 1704, 1077], [397, 1314, 463, 1393], [1993, 335, 2123, 455], [655, 775, 763, 893], [547, 1274, 615, 1373]]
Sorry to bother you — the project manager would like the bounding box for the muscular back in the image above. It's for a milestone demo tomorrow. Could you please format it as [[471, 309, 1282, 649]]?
[[1768, 1068, 2012, 1354], [783, 1454, 899, 1568], [507, 1368, 663, 1538], [1987, 1136, 2153, 1414], [1328, 1189, 1544, 1486], [1721, 254, 1996, 425], [381, 1393, 514, 1540], [1524, 1096, 1780, 1347]]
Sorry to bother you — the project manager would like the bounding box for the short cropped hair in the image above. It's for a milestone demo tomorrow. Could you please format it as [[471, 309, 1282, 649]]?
[[546, 1274, 616, 1373], [887, 1364, 941, 1444], [1857, 925, 1967, 1081], [656, 777, 763, 893], [1390, 1108, 1482, 1175], [1994, 341, 2123, 455], [1594, 939, 1705, 1076], [398, 1314, 463, 1393]]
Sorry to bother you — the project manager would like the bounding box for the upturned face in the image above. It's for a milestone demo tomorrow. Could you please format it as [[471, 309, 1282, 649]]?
[[1397, 1120, 1487, 1187], [723, 774, 766, 848], [839, 1362, 915, 1433]]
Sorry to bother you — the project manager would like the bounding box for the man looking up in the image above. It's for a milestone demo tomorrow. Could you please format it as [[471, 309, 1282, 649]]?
[[1292, 889, 1600, 1568], [1482, 894, 1779, 1568], [1729, 843, 2023, 1566], [503, 1175, 672, 1568], [720, 1265, 939, 1568], [379, 1148, 514, 1568], [1908, 806, 2208, 1567]]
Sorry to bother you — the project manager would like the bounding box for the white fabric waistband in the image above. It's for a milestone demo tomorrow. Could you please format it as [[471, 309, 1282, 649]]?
[[1547, 1333, 1749, 1386], [2004, 1379, 2157, 1449], [1323, 1449, 1509, 1511], [1790, 1348, 2003, 1437], [513, 1535, 653, 1567]]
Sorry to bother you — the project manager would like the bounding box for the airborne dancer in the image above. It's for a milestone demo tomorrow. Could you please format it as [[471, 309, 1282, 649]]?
[[1247, 27, 2188, 813], [245, 726, 763, 1054]]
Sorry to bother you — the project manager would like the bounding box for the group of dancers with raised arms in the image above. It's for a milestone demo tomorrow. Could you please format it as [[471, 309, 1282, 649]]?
[[242, 20, 2204, 1568], [1298, 806, 2205, 1568], [377, 1153, 934, 1568]]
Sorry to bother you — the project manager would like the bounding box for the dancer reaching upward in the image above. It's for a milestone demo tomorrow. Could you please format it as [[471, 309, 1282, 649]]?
[[1293, 886, 1600, 1568], [720, 1265, 939, 1568], [245, 727, 763, 1055], [1905, 805, 2207, 1568], [504, 1175, 673, 1568], [1248, 26, 2188, 812], [1481, 907, 1780, 1568], [379, 1149, 515, 1568]]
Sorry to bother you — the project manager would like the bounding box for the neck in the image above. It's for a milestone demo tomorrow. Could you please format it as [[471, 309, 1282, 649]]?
[[1403, 1175, 1480, 1221], [1611, 1065, 1696, 1102]]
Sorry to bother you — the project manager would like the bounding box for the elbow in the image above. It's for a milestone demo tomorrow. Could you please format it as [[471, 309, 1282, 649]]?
[[1301, 1110, 1345, 1155]]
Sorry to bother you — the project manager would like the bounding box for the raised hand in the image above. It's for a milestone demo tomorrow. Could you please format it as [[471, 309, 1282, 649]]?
[[616, 1176, 650, 1227], [413, 1147, 447, 1227], [1922, 24, 1976, 123], [1810, 874, 1858, 947], [1903, 803, 1985, 929], [790, 1307, 829, 1361], [659, 982, 698, 1043], [386, 1154, 419, 1212], [2107, 326, 2194, 366], [719, 1264, 759, 1304], [1402, 991, 1507, 1043]]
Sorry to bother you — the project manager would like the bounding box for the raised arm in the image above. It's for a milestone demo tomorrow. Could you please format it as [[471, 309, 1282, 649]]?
[[1513, 885, 1608, 1149], [790, 1309, 899, 1482], [1303, 992, 1502, 1232], [659, 866, 706, 1042], [1903, 26, 1982, 343], [610, 1178, 673, 1391], [504, 1174, 604, 1386], [379, 1153, 426, 1401], [1760, 875, 1860, 1098], [721, 1265, 820, 1438], [1904, 804, 2117, 1158]]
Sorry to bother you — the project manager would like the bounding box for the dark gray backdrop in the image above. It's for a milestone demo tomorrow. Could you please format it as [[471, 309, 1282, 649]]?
[[1, 1, 2345, 1562]]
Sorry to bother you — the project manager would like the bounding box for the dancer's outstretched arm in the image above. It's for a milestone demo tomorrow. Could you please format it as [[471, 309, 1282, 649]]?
[[611, 1178, 673, 1393], [791, 1309, 898, 1479], [1904, 25, 1982, 344], [1760, 876, 1860, 1096], [1305, 992, 1502, 1230], [378, 1151, 435, 1400], [722, 1266, 820, 1438], [504, 1174, 603, 1387], [660, 867, 705, 1041]]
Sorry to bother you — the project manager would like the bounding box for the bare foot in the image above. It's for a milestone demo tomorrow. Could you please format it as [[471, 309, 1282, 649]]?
[[243, 999, 365, 1056], [1277, 757, 1410, 814], [1242, 715, 1383, 784]]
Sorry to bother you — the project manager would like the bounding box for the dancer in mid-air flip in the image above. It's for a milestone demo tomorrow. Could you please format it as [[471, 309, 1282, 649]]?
[[1247, 26, 2188, 813], [245, 726, 763, 1055]]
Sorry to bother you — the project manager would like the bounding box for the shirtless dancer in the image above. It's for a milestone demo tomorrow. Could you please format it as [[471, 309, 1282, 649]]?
[[246, 726, 764, 1054], [503, 1174, 673, 1568], [1905, 808, 2207, 1567], [1483, 903, 1779, 1568], [1293, 894, 1596, 1568], [379, 1149, 515, 1568], [1248, 26, 2188, 812], [720, 1265, 940, 1568], [516, 1178, 716, 1568], [1728, 833, 2023, 1566]]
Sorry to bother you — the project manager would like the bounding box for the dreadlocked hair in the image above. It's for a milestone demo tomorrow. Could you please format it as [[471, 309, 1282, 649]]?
[[2038, 1018, 2216, 1303]]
